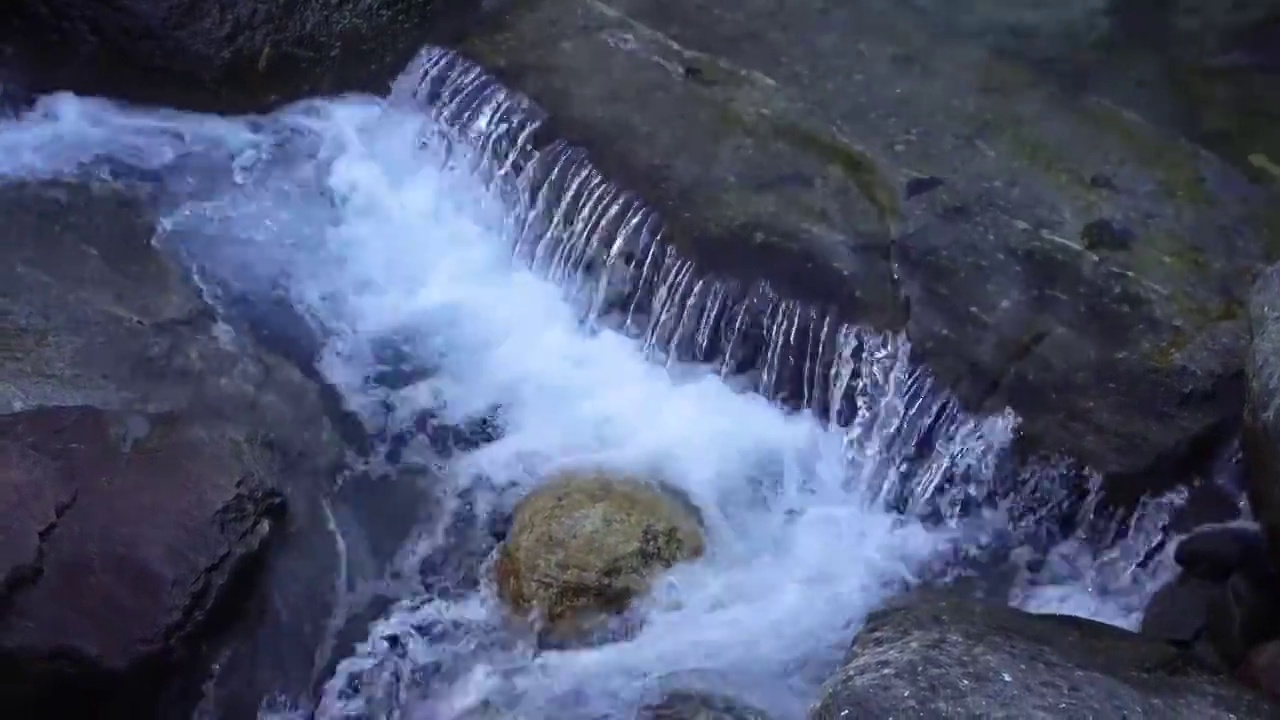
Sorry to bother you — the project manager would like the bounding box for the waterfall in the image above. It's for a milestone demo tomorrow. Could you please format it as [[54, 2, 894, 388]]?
[[0, 46, 1192, 720], [383, 47, 1034, 523]]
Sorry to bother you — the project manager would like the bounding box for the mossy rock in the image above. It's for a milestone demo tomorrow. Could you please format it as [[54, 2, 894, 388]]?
[[494, 470, 705, 643]]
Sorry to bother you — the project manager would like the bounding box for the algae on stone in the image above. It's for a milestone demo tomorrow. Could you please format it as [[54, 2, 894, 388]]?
[[495, 470, 705, 643]]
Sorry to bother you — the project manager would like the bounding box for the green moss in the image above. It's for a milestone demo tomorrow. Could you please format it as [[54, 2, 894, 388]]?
[[1077, 101, 1211, 207], [1002, 124, 1092, 196], [719, 102, 900, 234], [1152, 327, 1191, 367], [0, 326, 53, 362]]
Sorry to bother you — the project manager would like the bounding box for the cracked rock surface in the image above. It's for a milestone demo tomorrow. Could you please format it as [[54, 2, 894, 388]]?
[[0, 406, 282, 700], [0, 180, 348, 716]]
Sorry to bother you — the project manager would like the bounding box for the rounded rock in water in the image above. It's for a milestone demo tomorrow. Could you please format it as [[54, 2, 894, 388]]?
[[494, 471, 705, 644]]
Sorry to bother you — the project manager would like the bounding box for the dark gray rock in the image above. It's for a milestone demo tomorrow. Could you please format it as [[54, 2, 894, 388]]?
[[0, 179, 415, 717], [1205, 569, 1280, 669], [1142, 573, 1220, 644], [1246, 263, 1280, 569], [453, 0, 1275, 481], [1141, 573, 1232, 675], [1240, 639, 1280, 702], [1142, 526, 1280, 675], [0, 406, 282, 715], [1175, 525, 1273, 582], [641, 690, 771, 720], [0, 0, 484, 112], [811, 588, 1276, 719]]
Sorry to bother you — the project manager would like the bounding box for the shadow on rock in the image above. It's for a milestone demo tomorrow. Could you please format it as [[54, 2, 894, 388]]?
[[0, 0, 491, 113]]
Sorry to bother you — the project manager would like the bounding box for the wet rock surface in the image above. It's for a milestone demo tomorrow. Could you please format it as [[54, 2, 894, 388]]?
[[453, 0, 1277, 486], [495, 471, 704, 645], [0, 0, 484, 112], [1141, 524, 1280, 683], [0, 179, 390, 717], [812, 587, 1276, 719], [0, 406, 282, 714], [1247, 263, 1280, 570]]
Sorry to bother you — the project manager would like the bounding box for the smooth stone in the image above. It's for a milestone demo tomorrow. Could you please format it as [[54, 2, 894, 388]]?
[[494, 470, 704, 645]]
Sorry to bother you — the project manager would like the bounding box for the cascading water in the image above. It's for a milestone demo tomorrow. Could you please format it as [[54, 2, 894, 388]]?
[[0, 46, 1205, 719]]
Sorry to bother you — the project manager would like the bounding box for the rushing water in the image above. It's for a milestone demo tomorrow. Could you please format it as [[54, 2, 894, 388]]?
[[0, 47, 1199, 719]]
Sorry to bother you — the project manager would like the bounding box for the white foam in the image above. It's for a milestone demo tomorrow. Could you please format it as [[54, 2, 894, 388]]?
[[1009, 485, 1187, 631]]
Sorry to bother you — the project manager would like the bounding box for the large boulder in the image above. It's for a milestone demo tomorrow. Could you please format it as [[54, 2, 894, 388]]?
[[811, 588, 1276, 718], [495, 471, 704, 644], [0, 179, 412, 717], [0, 406, 282, 714], [1141, 524, 1280, 675], [448, 0, 1276, 485]]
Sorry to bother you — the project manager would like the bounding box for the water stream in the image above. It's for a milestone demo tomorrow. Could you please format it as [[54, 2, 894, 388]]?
[[0, 47, 1196, 719]]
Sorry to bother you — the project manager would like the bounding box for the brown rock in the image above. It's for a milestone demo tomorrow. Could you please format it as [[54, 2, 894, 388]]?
[[495, 471, 704, 643], [0, 405, 282, 713], [0, 180, 354, 717]]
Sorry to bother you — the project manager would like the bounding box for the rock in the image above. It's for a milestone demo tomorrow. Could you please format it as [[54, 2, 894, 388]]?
[[640, 690, 771, 720], [1165, 0, 1280, 170], [0, 179, 388, 717], [0, 406, 282, 714], [1175, 524, 1273, 582], [0, 0, 485, 112], [1205, 568, 1280, 669], [811, 588, 1276, 719], [1141, 573, 1220, 644], [1239, 639, 1280, 701], [1247, 263, 1280, 570], [452, 0, 1275, 483], [1249, 260, 1280, 568], [494, 471, 704, 644], [1143, 527, 1280, 674]]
